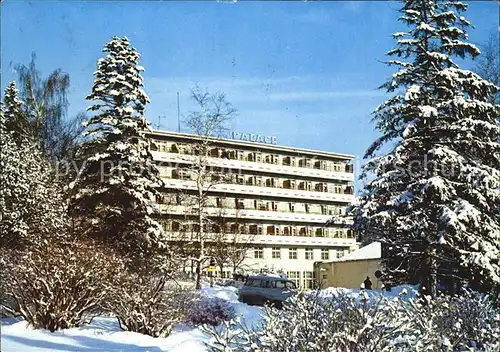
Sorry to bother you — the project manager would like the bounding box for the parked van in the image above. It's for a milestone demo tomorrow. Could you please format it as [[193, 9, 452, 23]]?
[[238, 275, 297, 308]]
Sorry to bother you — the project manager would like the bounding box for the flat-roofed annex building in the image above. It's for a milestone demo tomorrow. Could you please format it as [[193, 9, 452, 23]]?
[[148, 130, 357, 289]]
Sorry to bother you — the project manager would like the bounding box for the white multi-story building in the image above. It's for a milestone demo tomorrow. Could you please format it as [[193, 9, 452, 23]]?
[[149, 130, 357, 289]]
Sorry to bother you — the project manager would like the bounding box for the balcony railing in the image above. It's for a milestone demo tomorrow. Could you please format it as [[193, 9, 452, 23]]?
[[152, 142, 355, 173], [163, 229, 356, 241], [168, 171, 354, 195]]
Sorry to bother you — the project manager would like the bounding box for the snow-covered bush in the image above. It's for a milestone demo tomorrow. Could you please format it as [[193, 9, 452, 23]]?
[[394, 292, 500, 351], [187, 296, 236, 326], [0, 238, 124, 332], [200, 316, 253, 352], [204, 291, 499, 352], [107, 273, 196, 337], [251, 292, 399, 352]]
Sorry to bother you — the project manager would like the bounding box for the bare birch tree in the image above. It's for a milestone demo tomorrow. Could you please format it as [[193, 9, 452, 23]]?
[[183, 85, 237, 289], [475, 34, 500, 104]]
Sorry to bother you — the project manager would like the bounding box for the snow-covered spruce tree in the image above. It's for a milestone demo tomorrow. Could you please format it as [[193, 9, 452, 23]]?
[[0, 83, 66, 249], [70, 36, 165, 257], [2, 81, 28, 144], [355, 0, 500, 297]]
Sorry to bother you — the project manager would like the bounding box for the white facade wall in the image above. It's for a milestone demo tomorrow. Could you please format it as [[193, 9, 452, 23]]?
[[149, 130, 357, 289]]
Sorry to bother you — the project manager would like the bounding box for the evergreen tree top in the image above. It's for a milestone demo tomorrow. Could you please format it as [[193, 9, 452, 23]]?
[[3, 81, 23, 119], [86, 36, 149, 116], [366, 0, 499, 159], [2, 81, 28, 144], [84, 36, 151, 138]]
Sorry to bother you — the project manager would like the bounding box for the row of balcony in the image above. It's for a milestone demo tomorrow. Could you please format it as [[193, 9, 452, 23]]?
[[152, 141, 354, 173], [167, 169, 354, 195], [158, 195, 346, 216], [163, 222, 355, 239]]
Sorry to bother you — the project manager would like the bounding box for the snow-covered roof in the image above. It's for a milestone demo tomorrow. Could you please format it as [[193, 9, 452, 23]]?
[[334, 242, 381, 262]]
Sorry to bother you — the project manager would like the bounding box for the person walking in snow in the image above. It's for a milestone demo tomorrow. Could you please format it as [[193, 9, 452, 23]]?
[[364, 276, 373, 290]]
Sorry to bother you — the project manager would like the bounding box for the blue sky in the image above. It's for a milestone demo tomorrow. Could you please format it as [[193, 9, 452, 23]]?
[[2, 0, 498, 183]]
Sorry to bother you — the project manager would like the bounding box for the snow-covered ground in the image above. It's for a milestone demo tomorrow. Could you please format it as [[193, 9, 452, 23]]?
[[0, 284, 415, 352], [0, 283, 262, 352]]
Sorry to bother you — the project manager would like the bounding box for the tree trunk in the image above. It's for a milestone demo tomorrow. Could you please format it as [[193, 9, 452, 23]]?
[[421, 244, 437, 299], [195, 260, 202, 290], [429, 246, 437, 298], [195, 182, 204, 290]]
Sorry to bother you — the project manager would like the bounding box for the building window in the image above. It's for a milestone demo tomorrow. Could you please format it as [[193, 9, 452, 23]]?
[[298, 158, 311, 168], [336, 250, 344, 259], [272, 247, 281, 259], [315, 182, 328, 192], [321, 205, 327, 215], [255, 177, 263, 186], [287, 271, 300, 288], [265, 178, 276, 187], [289, 203, 295, 212], [235, 198, 244, 209], [240, 224, 248, 234], [305, 248, 314, 260], [289, 248, 298, 260], [271, 202, 278, 212], [228, 150, 237, 160], [230, 223, 239, 233], [256, 201, 266, 211], [254, 247, 264, 259], [249, 225, 258, 235], [321, 249, 329, 260], [163, 221, 171, 232], [255, 153, 262, 162], [316, 228, 324, 237], [303, 271, 314, 290], [171, 221, 180, 232]]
